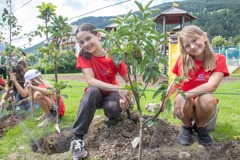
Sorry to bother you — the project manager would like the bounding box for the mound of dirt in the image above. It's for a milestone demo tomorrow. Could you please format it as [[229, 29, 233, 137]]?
[[0, 113, 27, 139], [31, 127, 73, 154], [31, 111, 240, 159]]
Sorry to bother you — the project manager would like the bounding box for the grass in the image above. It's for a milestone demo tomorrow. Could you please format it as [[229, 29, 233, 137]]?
[[41, 72, 83, 77], [0, 74, 239, 159]]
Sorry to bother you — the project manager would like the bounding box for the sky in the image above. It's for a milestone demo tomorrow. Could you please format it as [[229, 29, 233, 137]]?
[[0, 0, 181, 48]]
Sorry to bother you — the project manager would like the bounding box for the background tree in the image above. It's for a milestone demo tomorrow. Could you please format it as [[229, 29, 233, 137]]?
[[26, 53, 38, 67], [37, 2, 56, 41], [233, 35, 240, 45], [36, 2, 57, 73], [1, 0, 22, 66], [212, 35, 226, 47], [37, 14, 72, 132]]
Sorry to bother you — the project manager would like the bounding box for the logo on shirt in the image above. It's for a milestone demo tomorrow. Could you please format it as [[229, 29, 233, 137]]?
[[101, 68, 112, 75], [197, 73, 211, 81]]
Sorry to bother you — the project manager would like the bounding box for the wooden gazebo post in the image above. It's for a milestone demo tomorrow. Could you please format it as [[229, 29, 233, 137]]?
[[154, 7, 197, 75]]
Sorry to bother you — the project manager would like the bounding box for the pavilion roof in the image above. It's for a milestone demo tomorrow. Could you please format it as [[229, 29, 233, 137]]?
[[155, 7, 197, 25]]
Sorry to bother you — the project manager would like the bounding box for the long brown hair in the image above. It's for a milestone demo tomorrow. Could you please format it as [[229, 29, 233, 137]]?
[[179, 25, 216, 80], [7, 64, 25, 90], [75, 23, 98, 60]]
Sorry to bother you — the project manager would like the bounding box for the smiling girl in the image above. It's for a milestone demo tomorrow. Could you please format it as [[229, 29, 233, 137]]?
[[162, 25, 229, 147], [70, 23, 132, 159]]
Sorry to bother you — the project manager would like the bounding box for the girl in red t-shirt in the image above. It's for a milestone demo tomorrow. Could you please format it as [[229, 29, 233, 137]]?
[[162, 25, 229, 147], [24, 69, 65, 127], [70, 23, 132, 159]]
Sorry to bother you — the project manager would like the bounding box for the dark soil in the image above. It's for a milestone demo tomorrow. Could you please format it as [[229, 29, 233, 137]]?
[[0, 113, 27, 139], [31, 111, 240, 160], [31, 127, 73, 154]]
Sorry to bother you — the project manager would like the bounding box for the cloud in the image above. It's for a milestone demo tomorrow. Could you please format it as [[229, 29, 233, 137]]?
[[0, 0, 180, 48]]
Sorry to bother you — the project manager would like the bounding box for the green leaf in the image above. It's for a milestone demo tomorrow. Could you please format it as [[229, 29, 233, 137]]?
[[149, 8, 162, 14], [165, 99, 172, 115], [158, 33, 170, 39], [153, 86, 164, 99], [173, 76, 185, 85], [148, 35, 160, 42], [45, 65, 52, 71], [36, 46, 42, 50], [109, 18, 121, 25], [159, 40, 171, 45], [143, 70, 150, 82], [144, 38, 155, 52], [112, 52, 122, 67], [143, 11, 152, 19], [94, 29, 109, 36], [124, 10, 132, 20], [144, 0, 153, 10], [152, 123, 157, 130], [135, 1, 144, 13], [117, 24, 130, 33], [125, 15, 135, 22], [177, 88, 186, 99]]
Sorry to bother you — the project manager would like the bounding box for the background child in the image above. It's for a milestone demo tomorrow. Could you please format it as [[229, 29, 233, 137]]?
[[162, 25, 229, 146], [0, 64, 32, 111], [18, 60, 28, 71], [24, 69, 65, 127]]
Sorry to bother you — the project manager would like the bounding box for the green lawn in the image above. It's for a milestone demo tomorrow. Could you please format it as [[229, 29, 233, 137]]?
[[0, 75, 239, 158]]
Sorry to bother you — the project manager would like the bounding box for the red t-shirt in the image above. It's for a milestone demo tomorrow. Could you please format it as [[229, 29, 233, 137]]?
[[37, 84, 65, 117], [76, 53, 127, 94], [0, 77, 5, 87], [172, 54, 229, 103], [172, 54, 229, 92]]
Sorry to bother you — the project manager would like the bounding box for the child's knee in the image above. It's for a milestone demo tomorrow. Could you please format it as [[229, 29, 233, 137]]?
[[198, 95, 216, 110], [198, 100, 216, 113], [34, 91, 44, 100], [104, 102, 121, 118]]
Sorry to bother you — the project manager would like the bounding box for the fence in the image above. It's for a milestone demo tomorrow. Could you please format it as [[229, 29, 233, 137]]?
[[213, 45, 240, 66]]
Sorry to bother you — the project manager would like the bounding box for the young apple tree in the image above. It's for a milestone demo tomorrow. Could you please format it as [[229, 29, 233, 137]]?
[[96, 0, 184, 159]]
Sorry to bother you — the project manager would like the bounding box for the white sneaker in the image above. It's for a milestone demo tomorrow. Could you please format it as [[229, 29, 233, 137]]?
[[37, 116, 56, 127], [35, 113, 46, 122]]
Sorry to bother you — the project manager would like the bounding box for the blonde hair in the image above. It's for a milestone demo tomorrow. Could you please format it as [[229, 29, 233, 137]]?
[[179, 25, 216, 80], [30, 75, 52, 88], [28, 75, 54, 102]]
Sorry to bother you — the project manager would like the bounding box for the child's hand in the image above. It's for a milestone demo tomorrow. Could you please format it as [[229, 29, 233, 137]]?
[[26, 82, 33, 88], [119, 90, 133, 111], [119, 97, 130, 111], [18, 100, 23, 105], [173, 94, 186, 119]]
